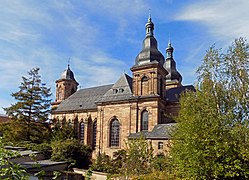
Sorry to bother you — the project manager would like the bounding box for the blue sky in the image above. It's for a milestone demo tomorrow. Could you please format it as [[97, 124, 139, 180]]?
[[1, 0, 249, 114]]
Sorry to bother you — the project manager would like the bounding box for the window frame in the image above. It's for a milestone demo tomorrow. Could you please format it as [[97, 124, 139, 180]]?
[[92, 121, 97, 150], [109, 118, 120, 147], [141, 110, 149, 131], [158, 142, 164, 150]]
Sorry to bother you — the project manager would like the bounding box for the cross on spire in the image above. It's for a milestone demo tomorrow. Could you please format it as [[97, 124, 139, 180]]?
[[145, 9, 154, 37], [68, 58, 71, 69]]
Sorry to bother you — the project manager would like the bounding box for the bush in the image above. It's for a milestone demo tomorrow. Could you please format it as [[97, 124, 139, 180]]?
[[51, 121, 77, 141], [0, 121, 51, 144], [151, 153, 169, 171], [51, 139, 92, 169], [91, 153, 115, 173]]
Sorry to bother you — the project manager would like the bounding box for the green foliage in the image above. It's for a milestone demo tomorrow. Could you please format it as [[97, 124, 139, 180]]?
[[51, 138, 92, 169], [51, 121, 77, 141], [92, 149, 127, 174], [0, 138, 28, 179], [112, 149, 127, 170], [151, 153, 169, 171], [52, 171, 61, 180], [170, 38, 249, 179], [4, 67, 52, 143], [85, 167, 93, 180], [93, 138, 156, 178], [132, 171, 175, 180], [123, 137, 154, 176], [91, 153, 118, 174]]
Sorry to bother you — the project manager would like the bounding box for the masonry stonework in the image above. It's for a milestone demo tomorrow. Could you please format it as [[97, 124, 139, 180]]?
[[51, 16, 194, 158]]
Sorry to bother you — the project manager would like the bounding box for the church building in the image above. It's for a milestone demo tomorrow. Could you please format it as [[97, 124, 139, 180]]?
[[51, 16, 194, 157]]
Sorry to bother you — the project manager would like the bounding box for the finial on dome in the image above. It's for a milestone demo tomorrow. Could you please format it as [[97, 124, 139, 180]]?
[[145, 10, 154, 37], [67, 58, 71, 69], [166, 39, 174, 59], [148, 9, 151, 21], [168, 35, 172, 47]]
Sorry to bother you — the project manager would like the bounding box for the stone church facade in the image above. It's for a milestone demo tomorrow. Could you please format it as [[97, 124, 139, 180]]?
[[51, 16, 194, 158]]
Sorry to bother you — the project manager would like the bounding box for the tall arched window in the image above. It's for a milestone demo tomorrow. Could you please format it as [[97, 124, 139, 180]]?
[[141, 76, 149, 95], [110, 118, 120, 147], [141, 110, 149, 131], [79, 121, 84, 142], [92, 121, 97, 150]]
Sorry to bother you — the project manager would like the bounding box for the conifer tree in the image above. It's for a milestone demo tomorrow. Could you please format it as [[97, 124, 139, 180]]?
[[4, 67, 52, 142], [170, 38, 249, 179]]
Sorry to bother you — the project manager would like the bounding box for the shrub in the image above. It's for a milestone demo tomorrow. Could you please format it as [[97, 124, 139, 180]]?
[[91, 153, 114, 173], [51, 138, 92, 169]]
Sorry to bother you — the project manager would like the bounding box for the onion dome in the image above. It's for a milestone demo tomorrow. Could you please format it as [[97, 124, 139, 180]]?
[[135, 15, 165, 66], [60, 64, 77, 82], [164, 41, 182, 83]]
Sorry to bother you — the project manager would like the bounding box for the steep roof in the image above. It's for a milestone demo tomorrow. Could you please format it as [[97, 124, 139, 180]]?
[[128, 123, 176, 140], [164, 42, 182, 83], [54, 84, 113, 112], [60, 64, 77, 83], [97, 73, 133, 103], [166, 85, 195, 102]]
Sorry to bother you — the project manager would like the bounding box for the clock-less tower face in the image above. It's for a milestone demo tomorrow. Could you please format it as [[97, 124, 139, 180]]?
[[55, 64, 79, 103], [131, 16, 167, 97]]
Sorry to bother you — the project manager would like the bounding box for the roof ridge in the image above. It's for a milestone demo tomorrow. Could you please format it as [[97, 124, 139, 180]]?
[[79, 84, 114, 91]]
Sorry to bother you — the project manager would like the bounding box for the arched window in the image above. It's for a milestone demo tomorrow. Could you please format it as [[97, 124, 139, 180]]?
[[141, 76, 149, 95], [110, 118, 120, 147], [92, 121, 97, 150], [79, 121, 84, 142], [141, 110, 149, 131]]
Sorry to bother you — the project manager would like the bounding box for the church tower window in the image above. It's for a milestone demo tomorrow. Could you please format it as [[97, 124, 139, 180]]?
[[141, 76, 149, 95], [141, 110, 149, 131], [110, 118, 120, 147]]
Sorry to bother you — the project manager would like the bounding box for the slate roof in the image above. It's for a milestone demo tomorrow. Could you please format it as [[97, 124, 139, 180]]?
[[97, 73, 133, 103], [60, 65, 77, 82], [166, 85, 195, 102], [128, 123, 176, 140], [54, 84, 113, 112], [0, 114, 10, 123]]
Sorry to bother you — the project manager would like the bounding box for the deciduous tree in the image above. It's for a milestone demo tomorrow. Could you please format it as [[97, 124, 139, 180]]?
[[170, 38, 249, 179]]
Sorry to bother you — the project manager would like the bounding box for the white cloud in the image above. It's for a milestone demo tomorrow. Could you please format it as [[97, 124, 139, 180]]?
[[73, 51, 129, 88], [175, 0, 249, 41]]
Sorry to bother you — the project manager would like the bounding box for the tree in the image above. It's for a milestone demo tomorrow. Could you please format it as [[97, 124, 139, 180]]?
[[170, 38, 249, 179], [51, 121, 77, 141], [122, 137, 154, 176], [51, 139, 92, 169], [4, 67, 52, 143]]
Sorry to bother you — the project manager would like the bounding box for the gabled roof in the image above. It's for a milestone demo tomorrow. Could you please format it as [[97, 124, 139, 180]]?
[[128, 123, 176, 140], [54, 84, 113, 112], [166, 85, 195, 102], [97, 73, 133, 103]]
